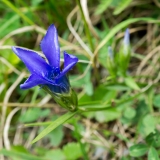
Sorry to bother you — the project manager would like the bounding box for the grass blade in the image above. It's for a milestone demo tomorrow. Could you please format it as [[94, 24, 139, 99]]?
[[31, 111, 79, 144], [0, 149, 48, 160], [1, 0, 34, 25]]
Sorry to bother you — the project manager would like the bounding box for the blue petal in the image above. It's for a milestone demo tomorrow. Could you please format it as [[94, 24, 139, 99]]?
[[47, 75, 70, 93], [20, 73, 61, 89], [12, 47, 52, 77], [57, 51, 78, 79], [40, 24, 60, 68], [20, 74, 49, 89]]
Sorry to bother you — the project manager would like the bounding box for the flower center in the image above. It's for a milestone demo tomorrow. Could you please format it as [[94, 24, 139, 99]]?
[[48, 67, 60, 80]]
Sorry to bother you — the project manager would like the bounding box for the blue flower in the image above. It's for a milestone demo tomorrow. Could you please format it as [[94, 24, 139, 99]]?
[[12, 24, 79, 111]]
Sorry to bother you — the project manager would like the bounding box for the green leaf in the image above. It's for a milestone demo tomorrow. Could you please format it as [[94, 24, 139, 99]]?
[[148, 147, 159, 160], [153, 94, 160, 108], [123, 107, 136, 119], [25, 121, 52, 127], [93, 85, 117, 102], [147, 131, 160, 148], [0, 149, 47, 160], [44, 149, 65, 160], [124, 77, 140, 90], [63, 142, 82, 160], [40, 109, 50, 118], [105, 84, 130, 91], [129, 144, 148, 157], [84, 81, 93, 96], [113, 0, 132, 15], [95, 0, 112, 15], [95, 108, 121, 122], [31, 0, 43, 6], [32, 111, 79, 144], [11, 145, 29, 160], [47, 125, 64, 147], [142, 114, 156, 135], [146, 132, 156, 146], [19, 108, 42, 123]]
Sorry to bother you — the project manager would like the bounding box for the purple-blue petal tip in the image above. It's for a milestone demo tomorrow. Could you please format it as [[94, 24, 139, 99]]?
[[12, 46, 18, 55], [124, 28, 130, 46], [64, 52, 78, 64], [40, 24, 60, 68]]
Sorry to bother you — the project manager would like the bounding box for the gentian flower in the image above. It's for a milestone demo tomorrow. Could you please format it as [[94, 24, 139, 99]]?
[[117, 28, 131, 76], [12, 24, 78, 111]]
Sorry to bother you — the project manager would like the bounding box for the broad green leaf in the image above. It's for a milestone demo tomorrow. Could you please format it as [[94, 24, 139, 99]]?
[[95, 108, 121, 122], [93, 85, 117, 102], [84, 81, 93, 96], [11, 145, 29, 160], [146, 132, 156, 146], [31, 0, 43, 6], [153, 94, 160, 108], [142, 114, 156, 135], [44, 149, 65, 160], [63, 142, 82, 160], [32, 111, 79, 143], [11, 145, 29, 154], [148, 147, 159, 160], [123, 107, 136, 119], [124, 77, 140, 90], [114, 0, 132, 15], [19, 108, 42, 123], [40, 109, 50, 118], [47, 126, 64, 147], [0, 149, 47, 160], [34, 147, 48, 156], [129, 144, 148, 157]]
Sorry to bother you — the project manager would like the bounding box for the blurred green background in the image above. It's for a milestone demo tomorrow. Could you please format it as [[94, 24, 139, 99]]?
[[1, 0, 160, 159]]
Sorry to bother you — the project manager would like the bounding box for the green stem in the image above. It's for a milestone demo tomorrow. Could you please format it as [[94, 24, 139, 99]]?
[[78, 106, 112, 112], [78, 90, 147, 112], [76, 0, 94, 52]]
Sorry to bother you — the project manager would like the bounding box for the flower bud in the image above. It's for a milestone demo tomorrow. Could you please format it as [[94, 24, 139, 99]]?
[[43, 85, 78, 112], [106, 46, 117, 77], [117, 28, 131, 76]]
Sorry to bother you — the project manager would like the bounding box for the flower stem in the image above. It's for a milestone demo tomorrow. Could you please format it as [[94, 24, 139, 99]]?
[[76, 0, 94, 52], [78, 106, 112, 112]]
